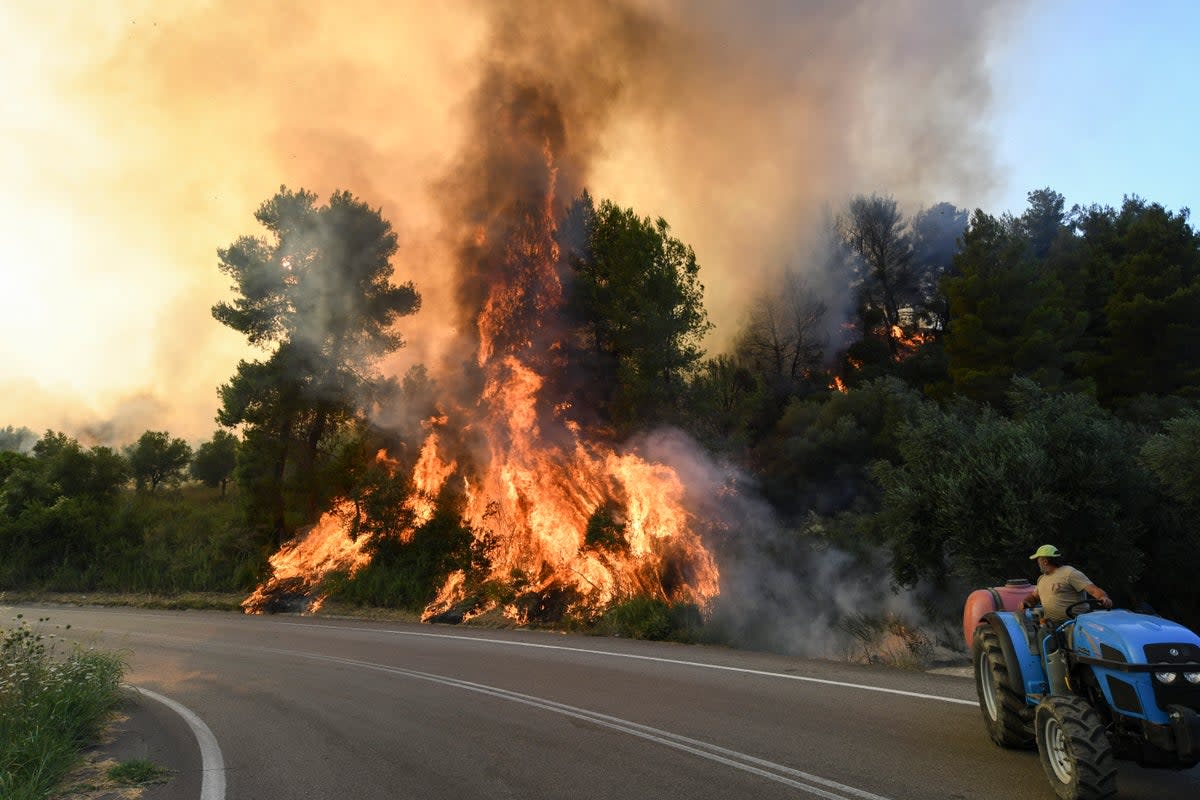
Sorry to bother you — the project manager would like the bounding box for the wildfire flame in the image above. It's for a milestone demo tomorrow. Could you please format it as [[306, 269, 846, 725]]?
[[244, 113, 721, 622], [417, 138, 719, 621], [241, 501, 373, 614], [890, 324, 934, 358]]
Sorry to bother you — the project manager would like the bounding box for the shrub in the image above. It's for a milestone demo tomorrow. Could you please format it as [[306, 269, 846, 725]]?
[[0, 615, 125, 800], [594, 597, 706, 642]]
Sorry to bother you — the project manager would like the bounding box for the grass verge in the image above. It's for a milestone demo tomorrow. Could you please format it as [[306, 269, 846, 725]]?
[[0, 615, 125, 800], [0, 591, 246, 612]]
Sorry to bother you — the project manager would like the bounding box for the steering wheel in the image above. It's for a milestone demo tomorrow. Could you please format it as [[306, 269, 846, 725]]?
[[1066, 598, 1106, 619]]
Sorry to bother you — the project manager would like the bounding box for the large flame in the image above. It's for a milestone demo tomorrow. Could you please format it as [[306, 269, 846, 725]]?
[[418, 355, 719, 622], [241, 501, 373, 614], [244, 134, 720, 621]]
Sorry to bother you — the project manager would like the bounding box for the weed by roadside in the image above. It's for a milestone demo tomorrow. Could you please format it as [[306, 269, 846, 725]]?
[[0, 615, 125, 800], [837, 611, 951, 669], [107, 758, 172, 786]]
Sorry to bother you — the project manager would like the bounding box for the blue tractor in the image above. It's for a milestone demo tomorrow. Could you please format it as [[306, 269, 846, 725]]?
[[966, 586, 1200, 799]]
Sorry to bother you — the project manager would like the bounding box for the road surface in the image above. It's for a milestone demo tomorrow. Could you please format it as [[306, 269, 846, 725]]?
[[9, 604, 1198, 799]]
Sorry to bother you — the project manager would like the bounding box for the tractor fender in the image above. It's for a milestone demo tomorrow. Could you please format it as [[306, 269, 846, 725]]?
[[983, 611, 1045, 701]]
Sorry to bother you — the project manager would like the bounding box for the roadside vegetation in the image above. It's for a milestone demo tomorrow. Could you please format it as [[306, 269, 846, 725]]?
[[2, 186, 1199, 656], [0, 615, 125, 800]]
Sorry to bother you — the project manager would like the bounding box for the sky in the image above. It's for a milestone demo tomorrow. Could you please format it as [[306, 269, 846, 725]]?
[[1, 0, 1196, 446], [990, 0, 1199, 216]]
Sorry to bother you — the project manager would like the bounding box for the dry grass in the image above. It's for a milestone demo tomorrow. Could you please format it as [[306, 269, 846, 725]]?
[[0, 592, 245, 613]]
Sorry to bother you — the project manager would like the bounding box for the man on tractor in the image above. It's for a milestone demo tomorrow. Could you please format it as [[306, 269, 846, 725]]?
[[1019, 543, 1113, 625]]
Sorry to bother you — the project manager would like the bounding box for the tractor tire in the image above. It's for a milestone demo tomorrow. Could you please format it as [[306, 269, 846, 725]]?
[[973, 625, 1034, 748], [1034, 696, 1116, 800]]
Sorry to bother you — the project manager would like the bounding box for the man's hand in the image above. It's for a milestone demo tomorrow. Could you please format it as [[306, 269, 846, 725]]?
[[1098, 595, 1113, 609]]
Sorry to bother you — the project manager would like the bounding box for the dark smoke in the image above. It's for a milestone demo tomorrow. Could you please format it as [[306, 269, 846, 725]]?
[[413, 0, 1015, 654]]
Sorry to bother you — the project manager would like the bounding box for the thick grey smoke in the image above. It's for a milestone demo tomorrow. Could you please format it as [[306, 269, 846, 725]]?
[[406, 0, 1012, 654], [427, 0, 1018, 363], [641, 427, 963, 660], [2, 1, 1019, 441]]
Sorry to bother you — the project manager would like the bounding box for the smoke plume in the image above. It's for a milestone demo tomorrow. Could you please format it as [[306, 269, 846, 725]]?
[[2, 0, 1019, 442]]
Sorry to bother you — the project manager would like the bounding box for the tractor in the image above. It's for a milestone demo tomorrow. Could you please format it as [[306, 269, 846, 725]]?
[[964, 580, 1200, 799]]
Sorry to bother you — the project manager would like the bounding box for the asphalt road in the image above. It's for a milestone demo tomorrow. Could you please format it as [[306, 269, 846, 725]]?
[[11, 604, 1200, 800]]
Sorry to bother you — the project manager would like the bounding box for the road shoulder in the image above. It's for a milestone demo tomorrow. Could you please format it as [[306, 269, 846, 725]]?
[[52, 687, 204, 800]]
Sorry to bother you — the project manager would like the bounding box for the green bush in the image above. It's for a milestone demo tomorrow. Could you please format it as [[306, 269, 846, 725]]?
[[93, 489, 263, 593], [594, 597, 706, 642], [0, 615, 125, 800]]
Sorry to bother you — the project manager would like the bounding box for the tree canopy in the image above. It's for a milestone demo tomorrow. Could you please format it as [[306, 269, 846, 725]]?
[[566, 193, 712, 433], [124, 431, 192, 492], [190, 430, 239, 496], [213, 187, 420, 542]]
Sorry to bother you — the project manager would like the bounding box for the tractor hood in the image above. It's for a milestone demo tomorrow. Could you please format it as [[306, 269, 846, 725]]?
[[1074, 610, 1200, 665]]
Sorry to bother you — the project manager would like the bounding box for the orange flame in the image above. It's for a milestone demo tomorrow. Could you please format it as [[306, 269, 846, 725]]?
[[245, 122, 721, 624], [889, 324, 934, 360], [242, 501, 373, 614]]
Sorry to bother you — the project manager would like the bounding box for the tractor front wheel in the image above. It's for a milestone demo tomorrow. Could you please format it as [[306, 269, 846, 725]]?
[[1034, 696, 1116, 800], [973, 626, 1034, 748]]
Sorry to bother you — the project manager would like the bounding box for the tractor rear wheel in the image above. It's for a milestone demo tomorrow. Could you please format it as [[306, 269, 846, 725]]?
[[1034, 696, 1116, 800], [973, 625, 1034, 748]]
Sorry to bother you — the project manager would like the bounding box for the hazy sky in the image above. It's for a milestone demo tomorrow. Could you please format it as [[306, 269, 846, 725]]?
[[1, 1, 1195, 445]]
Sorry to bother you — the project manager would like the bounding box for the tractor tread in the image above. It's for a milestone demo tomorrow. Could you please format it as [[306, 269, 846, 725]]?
[[1036, 695, 1117, 800], [973, 626, 1035, 749]]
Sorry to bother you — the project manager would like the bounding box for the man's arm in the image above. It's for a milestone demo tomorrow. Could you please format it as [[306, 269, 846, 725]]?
[[1084, 583, 1113, 609], [1020, 591, 1040, 609]]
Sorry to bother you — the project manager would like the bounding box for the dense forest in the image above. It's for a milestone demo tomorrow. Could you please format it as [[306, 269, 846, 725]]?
[[2, 186, 1198, 645]]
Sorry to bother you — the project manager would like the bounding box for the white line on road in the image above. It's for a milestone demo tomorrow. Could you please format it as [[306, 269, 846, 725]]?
[[265, 646, 895, 800], [278, 621, 977, 707], [128, 685, 226, 800]]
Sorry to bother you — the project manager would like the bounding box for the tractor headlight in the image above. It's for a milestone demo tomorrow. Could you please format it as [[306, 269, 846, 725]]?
[[1184, 671, 1200, 685], [1154, 671, 1179, 685]]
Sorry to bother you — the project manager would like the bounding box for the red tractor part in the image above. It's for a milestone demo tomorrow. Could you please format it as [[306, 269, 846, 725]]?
[[963, 579, 1034, 650]]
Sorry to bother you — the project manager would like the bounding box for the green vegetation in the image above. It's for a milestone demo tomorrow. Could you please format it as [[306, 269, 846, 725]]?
[[0, 616, 125, 800], [106, 758, 172, 786], [190, 429, 238, 496], [213, 187, 421, 548], [3, 184, 1200, 643], [124, 431, 192, 493], [564, 192, 713, 435], [0, 456, 264, 595], [325, 503, 486, 612], [593, 597, 708, 642]]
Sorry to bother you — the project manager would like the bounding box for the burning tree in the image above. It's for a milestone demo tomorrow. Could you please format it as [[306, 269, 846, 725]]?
[[241, 57, 722, 621], [402, 67, 720, 623], [838, 194, 917, 360]]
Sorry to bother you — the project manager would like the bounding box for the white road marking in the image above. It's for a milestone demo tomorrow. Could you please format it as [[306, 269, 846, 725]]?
[[264, 646, 896, 800], [279, 621, 978, 707], [128, 685, 226, 800]]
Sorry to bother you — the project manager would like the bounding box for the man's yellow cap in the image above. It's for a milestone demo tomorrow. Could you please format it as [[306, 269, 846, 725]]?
[[1030, 544, 1061, 559]]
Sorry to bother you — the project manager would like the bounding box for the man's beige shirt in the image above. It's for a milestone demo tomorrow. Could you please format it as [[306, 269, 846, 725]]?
[[1038, 565, 1092, 623]]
